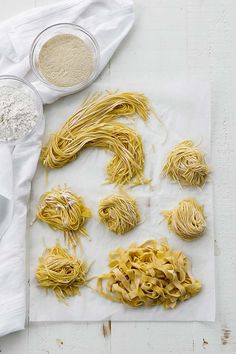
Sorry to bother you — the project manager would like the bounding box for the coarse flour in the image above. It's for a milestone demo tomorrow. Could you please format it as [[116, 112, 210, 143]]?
[[0, 86, 38, 142], [38, 34, 93, 87]]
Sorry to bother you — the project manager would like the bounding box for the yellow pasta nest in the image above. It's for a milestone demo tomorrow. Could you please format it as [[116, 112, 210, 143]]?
[[97, 239, 201, 308], [162, 198, 206, 241], [36, 187, 91, 248], [162, 140, 209, 187], [36, 242, 88, 301], [98, 193, 140, 234], [41, 91, 150, 185]]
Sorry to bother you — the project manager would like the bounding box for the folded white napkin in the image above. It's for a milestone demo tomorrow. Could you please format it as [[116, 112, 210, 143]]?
[[0, 0, 134, 337]]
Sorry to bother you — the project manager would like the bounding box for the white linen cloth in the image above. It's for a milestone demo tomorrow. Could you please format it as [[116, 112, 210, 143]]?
[[0, 0, 134, 337]]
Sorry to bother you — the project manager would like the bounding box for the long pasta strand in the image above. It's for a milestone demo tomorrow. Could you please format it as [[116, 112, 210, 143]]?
[[41, 92, 150, 185]]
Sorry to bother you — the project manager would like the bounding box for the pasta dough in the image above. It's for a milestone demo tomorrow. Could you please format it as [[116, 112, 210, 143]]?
[[162, 198, 206, 240], [41, 92, 150, 185], [36, 242, 88, 301], [162, 140, 209, 187], [97, 239, 201, 308], [98, 192, 140, 234], [36, 187, 91, 247]]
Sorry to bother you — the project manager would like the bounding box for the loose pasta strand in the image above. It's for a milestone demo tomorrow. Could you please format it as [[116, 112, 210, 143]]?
[[41, 92, 151, 185]]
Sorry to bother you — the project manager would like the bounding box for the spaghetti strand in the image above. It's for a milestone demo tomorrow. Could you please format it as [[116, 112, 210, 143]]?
[[41, 92, 151, 185]]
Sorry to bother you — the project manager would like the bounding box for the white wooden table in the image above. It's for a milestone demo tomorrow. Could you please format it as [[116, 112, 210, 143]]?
[[1, 1, 236, 353]]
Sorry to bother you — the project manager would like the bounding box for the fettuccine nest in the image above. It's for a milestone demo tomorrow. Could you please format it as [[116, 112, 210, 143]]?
[[162, 198, 206, 240], [98, 193, 140, 234], [97, 239, 201, 308], [36, 242, 88, 302], [162, 140, 209, 187], [36, 187, 91, 248]]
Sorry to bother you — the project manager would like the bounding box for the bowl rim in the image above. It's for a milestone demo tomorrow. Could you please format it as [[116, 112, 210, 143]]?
[[29, 23, 100, 93], [0, 75, 44, 145]]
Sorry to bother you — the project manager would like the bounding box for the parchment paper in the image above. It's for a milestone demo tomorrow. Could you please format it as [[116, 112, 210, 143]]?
[[29, 80, 215, 321]]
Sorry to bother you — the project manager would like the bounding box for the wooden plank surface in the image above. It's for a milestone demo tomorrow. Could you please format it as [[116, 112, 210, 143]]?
[[0, 0, 236, 353]]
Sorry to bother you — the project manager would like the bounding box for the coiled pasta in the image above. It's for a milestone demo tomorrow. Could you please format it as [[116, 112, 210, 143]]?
[[41, 92, 150, 185], [36, 242, 88, 302], [162, 198, 206, 240], [162, 140, 209, 187], [98, 192, 140, 234], [36, 187, 91, 248], [97, 239, 201, 308]]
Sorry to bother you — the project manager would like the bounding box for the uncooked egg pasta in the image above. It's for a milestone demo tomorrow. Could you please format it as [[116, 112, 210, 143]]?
[[162, 198, 206, 241], [36, 187, 91, 248], [162, 140, 209, 187], [36, 242, 88, 302], [98, 191, 140, 235], [97, 239, 201, 308], [41, 91, 150, 185]]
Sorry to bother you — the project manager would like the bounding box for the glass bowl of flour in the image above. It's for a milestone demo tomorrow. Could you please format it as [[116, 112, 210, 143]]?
[[0, 76, 43, 143], [30, 23, 100, 93]]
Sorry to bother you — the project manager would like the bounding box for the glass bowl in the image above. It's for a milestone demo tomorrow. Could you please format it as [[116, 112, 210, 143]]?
[[0, 75, 43, 144], [30, 23, 100, 93]]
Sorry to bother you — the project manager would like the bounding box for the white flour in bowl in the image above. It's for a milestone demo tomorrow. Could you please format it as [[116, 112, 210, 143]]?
[[0, 86, 38, 142]]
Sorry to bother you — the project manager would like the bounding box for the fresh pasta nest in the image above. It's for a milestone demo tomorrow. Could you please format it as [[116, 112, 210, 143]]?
[[36, 242, 88, 301], [163, 140, 209, 187], [97, 239, 201, 308], [41, 91, 150, 185], [162, 198, 206, 240], [36, 187, 91, 247], [98, 193, 140, 234]]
